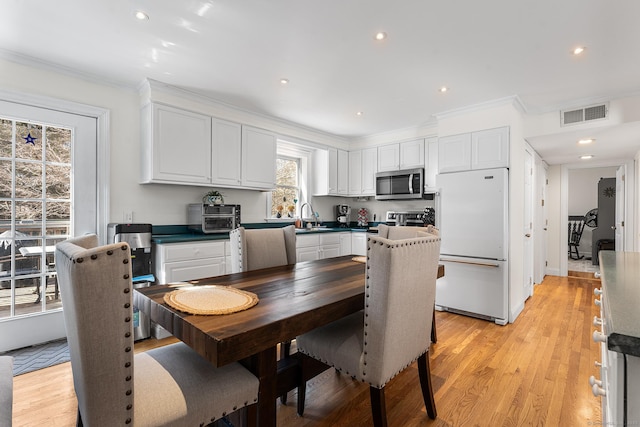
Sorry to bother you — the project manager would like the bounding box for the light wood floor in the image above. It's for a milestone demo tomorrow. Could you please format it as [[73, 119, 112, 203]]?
[[12, 274, 601, 426]]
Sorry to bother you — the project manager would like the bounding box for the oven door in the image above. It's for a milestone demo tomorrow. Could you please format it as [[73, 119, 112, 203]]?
[[202, 215, 236, 233]]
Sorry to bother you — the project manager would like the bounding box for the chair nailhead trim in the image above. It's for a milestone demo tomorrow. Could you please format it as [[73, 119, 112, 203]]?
[[123, 259, 129, 264], [125, 418, 131, 424], [107, 250, 113, 255], [125, 317, 131, 322], [76, 257, 83, 263], [125, 389, 132, 396], [124, 288, 130, 293], [125, 346, 131, 352], [125, 332, 131, 338], [124, 303, 130, 308], [91, 254, 98, 260], [126, 404, 132, 410], [125, 362, 131, 367]]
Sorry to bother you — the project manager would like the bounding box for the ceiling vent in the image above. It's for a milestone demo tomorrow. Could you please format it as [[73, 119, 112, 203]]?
[[561, 103, 608, 126]]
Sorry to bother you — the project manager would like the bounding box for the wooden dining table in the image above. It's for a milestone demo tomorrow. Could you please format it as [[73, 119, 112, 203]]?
[[134, 255, 444, 427]]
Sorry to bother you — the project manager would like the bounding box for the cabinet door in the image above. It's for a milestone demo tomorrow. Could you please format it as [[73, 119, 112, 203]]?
[[399, 139, 424, 170], [312, 148, 338, 196], [164, 258, 225, 283], [471, 127, 509, 170], [145, 103, 212, 184], [211, 118, 242, 186], [438, 133, 471, 173], [340, 232, 352, 255], [425, 137, 438, 188], [348, 150, 362, 196], [337, 149, 349, 195], [327, 148, 338, 195], [351, 233, 367, 256], [242, 126, 277, 189], [320, 245, 341, 259], [361, 147, 378, 195], [297, 245, 319, 262], [377, 144, 400, 172]]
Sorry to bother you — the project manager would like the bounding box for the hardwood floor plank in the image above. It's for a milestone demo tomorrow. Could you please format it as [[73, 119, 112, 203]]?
[[11, 275, 601, 426]]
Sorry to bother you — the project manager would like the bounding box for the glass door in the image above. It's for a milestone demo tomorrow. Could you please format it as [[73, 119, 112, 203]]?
[[0, 100, 98, 351]]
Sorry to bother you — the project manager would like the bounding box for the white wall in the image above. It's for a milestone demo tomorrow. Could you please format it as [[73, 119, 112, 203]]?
[[568, 167, 617, 258]]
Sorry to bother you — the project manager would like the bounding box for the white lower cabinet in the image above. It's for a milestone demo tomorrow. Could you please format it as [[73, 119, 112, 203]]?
[[351, 233, 367, 256], [339, 232, 352, 255], [155, 240, 227, 284], [296, 232, 350, 261]]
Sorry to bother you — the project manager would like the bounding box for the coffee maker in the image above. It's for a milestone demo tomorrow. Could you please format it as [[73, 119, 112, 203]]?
[[336, 204, 351, 228]]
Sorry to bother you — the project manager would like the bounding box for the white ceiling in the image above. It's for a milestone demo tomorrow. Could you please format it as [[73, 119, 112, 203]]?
[[1, 0, 640, 165]]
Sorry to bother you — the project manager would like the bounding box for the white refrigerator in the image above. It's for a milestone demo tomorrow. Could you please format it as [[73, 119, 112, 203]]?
[[435, 168, 509, 325]]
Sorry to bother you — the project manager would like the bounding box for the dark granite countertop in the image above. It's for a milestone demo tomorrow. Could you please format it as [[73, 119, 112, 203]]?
[[152, 224, 374, 244], [600, 251, 640, 356]]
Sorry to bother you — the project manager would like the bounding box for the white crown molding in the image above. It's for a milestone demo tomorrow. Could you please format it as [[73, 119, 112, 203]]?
[[0, 48, 136, 92], [434, 95, 526, 120]]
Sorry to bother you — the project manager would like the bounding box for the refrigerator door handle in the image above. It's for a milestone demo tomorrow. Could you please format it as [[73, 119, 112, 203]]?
[[440, 257, 501, 268]]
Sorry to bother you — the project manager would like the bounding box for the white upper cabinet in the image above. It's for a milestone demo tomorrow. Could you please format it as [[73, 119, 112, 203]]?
[[425, 137, 438, 188], [141, 103, 212, 184], [361, 147, 377, 195], [399, 139, 425, 170], [377, 144, 400, 172], [438, 133, 472, 173], [337, 149, 349, 195], [348, 148, 377, 196], [241, 126, 277, 190], [471, 127, 509, 170], [378, 139, 425, 172], [313, 147, 349, 196], [211, 118, 242, 186], [348, 150, 362, 195], [438, 127, 509, 173]]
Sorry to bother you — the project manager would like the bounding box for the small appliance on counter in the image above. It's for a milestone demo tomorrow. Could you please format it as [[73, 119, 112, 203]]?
[[385, 209, 436, 227], [336, 204, 351, 228], [107, 223, 154, 341], [187, 203, 241, 234]]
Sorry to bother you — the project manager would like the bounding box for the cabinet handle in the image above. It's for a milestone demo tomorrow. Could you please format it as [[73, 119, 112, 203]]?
[[591, 384, 606, 397], [589, 375, 602, 387], [594, 298, 601, 307], [594, 288, 602, 296], [593, 316, 603, 327], [592, 330, 607, 343], [594, 272, 601, 279], [594, 361, 603, 368]]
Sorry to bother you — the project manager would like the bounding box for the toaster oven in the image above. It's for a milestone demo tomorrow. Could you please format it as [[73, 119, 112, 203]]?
[[187, 204, 241, 234]]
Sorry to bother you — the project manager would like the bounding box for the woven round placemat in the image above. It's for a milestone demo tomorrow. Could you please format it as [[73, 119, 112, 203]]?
[[163, 285, 259, 315], [352, 256, 366, 263]]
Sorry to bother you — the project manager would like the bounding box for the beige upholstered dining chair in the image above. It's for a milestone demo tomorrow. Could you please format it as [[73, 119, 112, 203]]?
[[55, 234, 260, 427], [229, 225, 297, 403], [229, 225, 297, 273], [377, 223, 440, 343], [0, 356, 12, 427], [296, 233, 441, 426]]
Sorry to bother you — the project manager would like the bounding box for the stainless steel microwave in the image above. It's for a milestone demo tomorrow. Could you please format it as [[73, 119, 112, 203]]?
[[375, 168, 426, 200], [187, 204, 241, 234]]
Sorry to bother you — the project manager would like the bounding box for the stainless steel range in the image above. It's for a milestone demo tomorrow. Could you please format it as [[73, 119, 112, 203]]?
[[385, 208, 436, 227]]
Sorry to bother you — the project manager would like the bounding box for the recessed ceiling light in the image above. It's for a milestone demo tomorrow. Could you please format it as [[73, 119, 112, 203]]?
[[572, 46, 586, 55], [580, 154, 594, 160], [374, 32, 387, 41], [280, 78, 289, 85], [578, 138, 594, 145], [134, 10, 149, 20], [356, 111, 364, 116], [439, 86, 448, 93]]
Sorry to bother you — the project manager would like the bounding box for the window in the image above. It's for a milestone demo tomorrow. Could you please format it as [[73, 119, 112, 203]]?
[[270, 156, 300, 219]]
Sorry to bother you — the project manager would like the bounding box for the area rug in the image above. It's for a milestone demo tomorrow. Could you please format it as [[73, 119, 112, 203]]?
[[2, 338, 69, 376]]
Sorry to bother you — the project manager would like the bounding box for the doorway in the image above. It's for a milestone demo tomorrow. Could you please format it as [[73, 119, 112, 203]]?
[[0, 96, 106, 352]]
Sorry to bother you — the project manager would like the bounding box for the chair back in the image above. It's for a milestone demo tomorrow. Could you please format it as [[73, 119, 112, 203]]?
[[229, 225, 296, 273], [568, 216, 585, 245], [363, 233, 440, 387], [377, 224, 439, 239], [55, 234, 135, 425]]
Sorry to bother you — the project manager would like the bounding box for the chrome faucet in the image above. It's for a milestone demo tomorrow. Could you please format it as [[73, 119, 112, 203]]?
[[300, 202, 319, 227]]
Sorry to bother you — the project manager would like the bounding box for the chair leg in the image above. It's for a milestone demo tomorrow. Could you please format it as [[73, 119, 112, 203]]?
[[76, 410, 83, 427], [297, 380, 307, 416], [246, 403, 258, 426], [431, 307, 437, 344], [369, 386, 388, 427], [417, 353, 437, 419]]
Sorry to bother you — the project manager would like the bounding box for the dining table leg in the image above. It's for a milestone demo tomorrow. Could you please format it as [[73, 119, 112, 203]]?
[[244, 346, 278, 427]]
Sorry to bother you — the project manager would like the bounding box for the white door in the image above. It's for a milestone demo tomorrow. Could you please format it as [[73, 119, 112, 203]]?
[[0, 100, 98, 352], [523, 150, 534, 298], [615, 165, 626, 251]]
